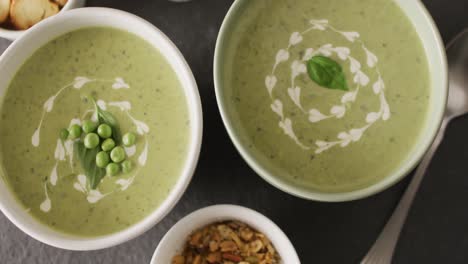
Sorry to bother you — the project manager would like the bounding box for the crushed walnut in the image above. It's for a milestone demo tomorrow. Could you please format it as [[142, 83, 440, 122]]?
[[171, 221, 281, 264]]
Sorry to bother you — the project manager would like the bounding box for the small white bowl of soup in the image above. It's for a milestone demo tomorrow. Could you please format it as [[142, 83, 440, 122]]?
[[151, 205, 300, 264], [0, 8, 202, 250], [214, 0, 447, 201], [0, 0, 86, 40]]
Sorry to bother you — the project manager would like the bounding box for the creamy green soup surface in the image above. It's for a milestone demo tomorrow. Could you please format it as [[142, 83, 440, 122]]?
[[221, 0, 431, 192], [0, 27, 190, 236]]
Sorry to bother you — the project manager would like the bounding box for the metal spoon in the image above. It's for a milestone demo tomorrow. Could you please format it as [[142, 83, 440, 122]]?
[[362, 29, 468, 264]]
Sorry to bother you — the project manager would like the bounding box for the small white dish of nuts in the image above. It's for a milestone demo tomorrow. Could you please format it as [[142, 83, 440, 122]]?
[[151, 204, 300, 264], [0, 0, 85, 40]]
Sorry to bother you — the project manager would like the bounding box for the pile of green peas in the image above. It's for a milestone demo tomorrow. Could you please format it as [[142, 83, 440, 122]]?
[[60, 120, 137, 177]]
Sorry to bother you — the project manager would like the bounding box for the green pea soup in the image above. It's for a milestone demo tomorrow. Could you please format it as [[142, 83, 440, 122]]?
[[219, 0, 433, 193], [0, 27, 191, 236]]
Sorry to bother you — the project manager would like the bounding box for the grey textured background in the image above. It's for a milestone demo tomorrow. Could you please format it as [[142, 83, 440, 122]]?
[[1, 0, 468, 263]]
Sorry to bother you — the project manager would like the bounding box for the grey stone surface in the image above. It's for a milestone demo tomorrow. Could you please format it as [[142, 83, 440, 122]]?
[[0, 0, 467, 263]]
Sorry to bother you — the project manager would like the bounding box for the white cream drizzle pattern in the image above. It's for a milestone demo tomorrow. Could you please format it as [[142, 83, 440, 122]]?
[[39, 184, 51, 213], [32, 77, 130, 147], [124, 145, 136, 157], [37, 77, 151, 213], [266, 19, 391, 154], [49, 163, 58, 186]]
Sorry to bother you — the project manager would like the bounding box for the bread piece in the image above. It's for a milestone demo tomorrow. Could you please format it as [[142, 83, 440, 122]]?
[[53, 0, 67, 7], [0, 0, 10, 24], [10, 0, 59, 30]]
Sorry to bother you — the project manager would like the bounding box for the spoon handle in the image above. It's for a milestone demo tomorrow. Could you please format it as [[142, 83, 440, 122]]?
[[361, 120, 447, 264]]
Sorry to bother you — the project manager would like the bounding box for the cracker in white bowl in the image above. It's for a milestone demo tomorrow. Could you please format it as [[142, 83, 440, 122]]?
[[10, 0, 59, 30], [0, 0, 10, 24], [52, 0, 68, 7]]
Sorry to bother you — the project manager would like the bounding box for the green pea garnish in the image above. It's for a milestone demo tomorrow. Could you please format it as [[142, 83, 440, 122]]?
[[97, 124, 112, 139], [84, 133, 100, 149], [96, 151, 110, 168], [101, 138, 116, 152], [121, 160, 133, 174], [106, 163, 120, 176], [110, 146, 125, 163], [123, 132, 136, 147], [59, 128, 69, 141], [82, 120, 98, 133], [68, 124, 82, 139]]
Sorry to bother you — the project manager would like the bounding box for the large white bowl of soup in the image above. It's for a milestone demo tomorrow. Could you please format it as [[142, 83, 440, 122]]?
[[214, 0, 447, 201], [0, 8, 202, 250]]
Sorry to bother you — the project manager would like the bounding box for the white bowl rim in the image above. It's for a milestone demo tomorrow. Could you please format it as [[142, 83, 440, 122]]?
[[0, 0, 86, 40], [151, 204, 300, 264], [213, 0, 448, 202], [0, 7, 203, 250]]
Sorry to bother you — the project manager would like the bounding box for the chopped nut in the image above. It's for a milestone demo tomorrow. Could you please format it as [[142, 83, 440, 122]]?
[[172, 255, 185, 264], [220, 240, 238, 252], [209, 240, 219, 252], [250, 240, 263, 253], [217, 224, 233, 239], [172, 221, 280, 264], [189, 231, 202, 247], [193, 255, 201, 264], [240, 227, 254, 241], [222, 253, 242, 262], [212, 231, 221, 242], [229, 231, 244, 248], [267, 243, 276, 255], [206, 252, 221, 263], [245, 256, 259, 263]]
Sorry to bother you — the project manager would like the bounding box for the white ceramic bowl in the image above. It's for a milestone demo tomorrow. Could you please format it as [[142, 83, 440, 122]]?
[[213, 0, 447, 202], [0, 8, 203, 250], [151, 205, 300, 264], [0, 0, 86, 40]]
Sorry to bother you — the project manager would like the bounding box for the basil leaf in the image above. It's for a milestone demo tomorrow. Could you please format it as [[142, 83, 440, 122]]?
[[74, 141, 105, 189], [307, 55, 349, 91]]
